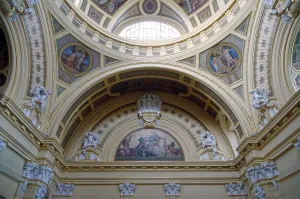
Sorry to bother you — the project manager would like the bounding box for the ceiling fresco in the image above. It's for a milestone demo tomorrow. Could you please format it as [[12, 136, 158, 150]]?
[[174, 0, 209, 14], [92, 0, 128, 15]]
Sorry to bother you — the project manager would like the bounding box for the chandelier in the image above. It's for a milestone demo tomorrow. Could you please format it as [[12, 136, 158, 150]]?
[[137, 94, 162, 128]]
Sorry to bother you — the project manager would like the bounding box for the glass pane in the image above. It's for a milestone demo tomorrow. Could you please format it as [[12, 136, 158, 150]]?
[[119, 21, 181, 40]]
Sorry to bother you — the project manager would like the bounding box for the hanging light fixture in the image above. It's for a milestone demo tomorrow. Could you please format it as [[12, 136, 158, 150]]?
[[137, 94, 162, 128]]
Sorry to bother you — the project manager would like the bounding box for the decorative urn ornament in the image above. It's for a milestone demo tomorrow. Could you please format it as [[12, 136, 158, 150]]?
[[137, 94, 162, 128]]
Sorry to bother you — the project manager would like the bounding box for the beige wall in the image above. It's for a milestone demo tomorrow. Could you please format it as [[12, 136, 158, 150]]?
[[0, 147, 24, 199], [71, 184, 230, 199]]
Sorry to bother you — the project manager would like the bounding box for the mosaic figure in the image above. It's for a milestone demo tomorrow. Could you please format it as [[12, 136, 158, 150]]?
[[115, 129, 184, 161], [207, 43, 241, 77], [60, 44, 91, 75]]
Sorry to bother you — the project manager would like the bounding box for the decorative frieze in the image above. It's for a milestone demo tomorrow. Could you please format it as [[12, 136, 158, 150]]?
[[253, 184, 265, 199], [137, 94, 162, 128], [55, 183, 75, 196], [164, 183, 180, 198], [23, 162, 54, 185], [294, 137, 300, 150], [0, 137, 7, 152], [119, 183, 135, 198], [246, 162, 279, 183], [225, 182, 246, 196]]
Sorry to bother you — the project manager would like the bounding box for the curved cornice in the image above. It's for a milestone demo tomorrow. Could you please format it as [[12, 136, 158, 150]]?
[[47, 0, 254, 59], [45, 65, 253, 146]]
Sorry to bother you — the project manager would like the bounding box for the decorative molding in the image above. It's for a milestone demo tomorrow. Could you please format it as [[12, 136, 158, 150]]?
[[164, 182, 180, 198]]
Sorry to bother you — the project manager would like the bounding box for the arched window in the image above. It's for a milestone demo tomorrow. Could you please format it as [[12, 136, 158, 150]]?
[[119, 21, 181, 40]]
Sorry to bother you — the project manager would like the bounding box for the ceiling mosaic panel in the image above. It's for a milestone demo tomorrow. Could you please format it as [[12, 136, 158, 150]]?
[[199, 34, 244, 85], [178, 56, 196, 67], [104, 56, 120, 66], [88, 5, 104, 24], [233, 85, 244, 100], [56, 34, 101, 84], [51, 15, 65, 34], [174, 0, 208, 14], [115, 128, 184, 161], [57, 85, 66, 97], [158, 3, 188, 32], [292, 30, 300, 71], [235, 14, 251, 36], [92, 0, 128, 15]]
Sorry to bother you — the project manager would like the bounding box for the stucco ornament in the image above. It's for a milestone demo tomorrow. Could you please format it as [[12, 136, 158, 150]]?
[[164, 183, 180, 198], [246, 162, 279, 183], [225, 182, 245, 196], [35, 184, 47, 199], [253, 184, 265, 199], [23, 162, 53, 185], [55, 183, 75, 196], [294, 137, 300, 150], [82, 132, 100, 154], [30, 86, 51, 112], [0, 137, 7, 152], [37, 165, 54, 184], [23, 161, 39, 179], [250, 88, 269, 110], [119, 183, 135, 197], [21, 179, 28, 192], [137, 94, 162, 128], [272, 180, 279, 190], [199, 131, 217, 151]]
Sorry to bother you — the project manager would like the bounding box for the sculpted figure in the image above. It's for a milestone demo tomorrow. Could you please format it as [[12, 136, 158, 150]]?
[[199, 131, 217, 150], [82, 132, 100, 154], [30, 86, 51, 112], [250, 88, 269, 110]]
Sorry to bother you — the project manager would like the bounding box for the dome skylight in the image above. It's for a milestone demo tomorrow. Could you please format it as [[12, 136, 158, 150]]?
[[119, 21, 181, 40]]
